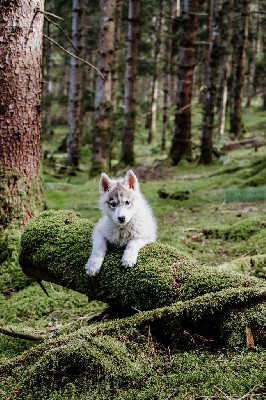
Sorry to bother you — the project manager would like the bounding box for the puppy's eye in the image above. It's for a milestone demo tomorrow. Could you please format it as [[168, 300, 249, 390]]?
[[109, 201, 117, 208], [125, 200, 131, 206]]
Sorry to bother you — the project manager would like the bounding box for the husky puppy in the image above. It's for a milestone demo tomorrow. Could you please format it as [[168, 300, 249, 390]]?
[[85, 170, 157, 276]]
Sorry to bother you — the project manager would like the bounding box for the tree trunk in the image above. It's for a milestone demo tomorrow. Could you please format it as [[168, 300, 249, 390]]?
[[91, 0, 116, 175], [218, 60, 229, 141], [67, 0, 88, 168], [148, 0, 163, 145], [245, 2, 259, 108], [161, 0, 172, 152], [229, 0, 249, 138], [261, 0, 266, 110], [0, 0, 44, 229], [199, 0, 222, 164], [169, 1, 180, 106], [112, 0, 123, 114], [42, 21, 53, 139], [120, 0, 140, 166], [199, 0, 214, 105], [170, 0, 199, 165]]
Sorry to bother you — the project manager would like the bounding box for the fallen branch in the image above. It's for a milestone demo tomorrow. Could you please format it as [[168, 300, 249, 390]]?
[[0, 327, 44, 342], [221, 139, 265, 152]]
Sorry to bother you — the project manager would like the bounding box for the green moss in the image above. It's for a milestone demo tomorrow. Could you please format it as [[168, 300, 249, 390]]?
[[19, 211, 264, 311], [0, 168, 44, 229], [0, 229, 32, 295], [1, 287, 265, 399], [20, 210, 94, 295], [3, 205, 265, 399], [2, 349, 266, 400], [204, 216, 264, 241], [0, 281, 105, 363], [12, 335, 150, 400], [222, 302, 266, 348], [218, 254, 266, 279]]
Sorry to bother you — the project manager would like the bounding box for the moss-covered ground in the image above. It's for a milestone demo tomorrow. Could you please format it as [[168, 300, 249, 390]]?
[[1, 139, 265, 399]]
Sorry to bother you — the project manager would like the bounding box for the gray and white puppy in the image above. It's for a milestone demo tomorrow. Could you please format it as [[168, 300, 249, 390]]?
[[85, 170, 157, 276]]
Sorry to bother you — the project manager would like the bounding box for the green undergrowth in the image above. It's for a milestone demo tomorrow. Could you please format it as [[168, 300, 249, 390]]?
[[0, 282, 105, 363], [1, 145, 265, 399]]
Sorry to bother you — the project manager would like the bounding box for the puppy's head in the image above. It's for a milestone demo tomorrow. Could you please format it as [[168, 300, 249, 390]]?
[[99, 170, 139, 225]]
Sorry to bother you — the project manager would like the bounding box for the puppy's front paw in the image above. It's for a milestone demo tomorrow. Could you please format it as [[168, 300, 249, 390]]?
[[122, 251, 138, 268], [85, 256, 103, 276]]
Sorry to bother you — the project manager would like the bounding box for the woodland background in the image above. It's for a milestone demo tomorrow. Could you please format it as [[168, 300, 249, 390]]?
[[41, 0, 265, 173], [0, 0, 266, 399]]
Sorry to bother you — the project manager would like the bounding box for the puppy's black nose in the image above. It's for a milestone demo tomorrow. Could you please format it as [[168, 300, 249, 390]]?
[[118, 216, 125, 223]]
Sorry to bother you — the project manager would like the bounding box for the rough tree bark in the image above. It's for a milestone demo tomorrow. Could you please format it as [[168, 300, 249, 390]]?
[[148, 0, 163, 145], [91, 0, 116, 175], [199, 0, 214, 105], [245, 2, 259, 108], [161, 0, 172, 152], [42, 21, 53, 139], [229, 0, 249, 138], [0, 0, 44, 229], [67, 0, 88, 168], [170, 0, 199, 165], [217, 0, 234, 141], [199, 0, 222, 164], [120, 0, 140, 166], [112, 0, 123, 113]]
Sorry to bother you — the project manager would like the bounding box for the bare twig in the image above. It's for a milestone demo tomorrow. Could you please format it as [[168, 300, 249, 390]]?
[[131, 306, 141, 313], [36, 7, 63, 20], [0, 327, 44, 342], [44, 15, 78, 52], [238, 385, 261, 400], [43, 34, 104, 79], [214, 386, 232, 400]]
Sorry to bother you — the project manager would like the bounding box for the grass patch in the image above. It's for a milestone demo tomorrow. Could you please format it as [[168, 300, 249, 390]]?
[[212, 187, 266, 203]]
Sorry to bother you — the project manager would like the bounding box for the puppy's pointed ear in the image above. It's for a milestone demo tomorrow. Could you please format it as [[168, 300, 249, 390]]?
[[99, 173, 112, 193], [124, 170, 139, 191]]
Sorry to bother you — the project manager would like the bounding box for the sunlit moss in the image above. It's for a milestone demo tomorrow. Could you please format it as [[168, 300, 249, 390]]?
[[19, 210, 264, 311]]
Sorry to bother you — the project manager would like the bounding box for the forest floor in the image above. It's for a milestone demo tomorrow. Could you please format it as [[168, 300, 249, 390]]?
[[1, 112, 266, 398]]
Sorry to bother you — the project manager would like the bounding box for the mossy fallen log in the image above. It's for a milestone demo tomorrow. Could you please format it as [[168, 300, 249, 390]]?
[[1, 287, 266, 399], [2, 211, 265, 399], [19, 210, 264, 311]]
